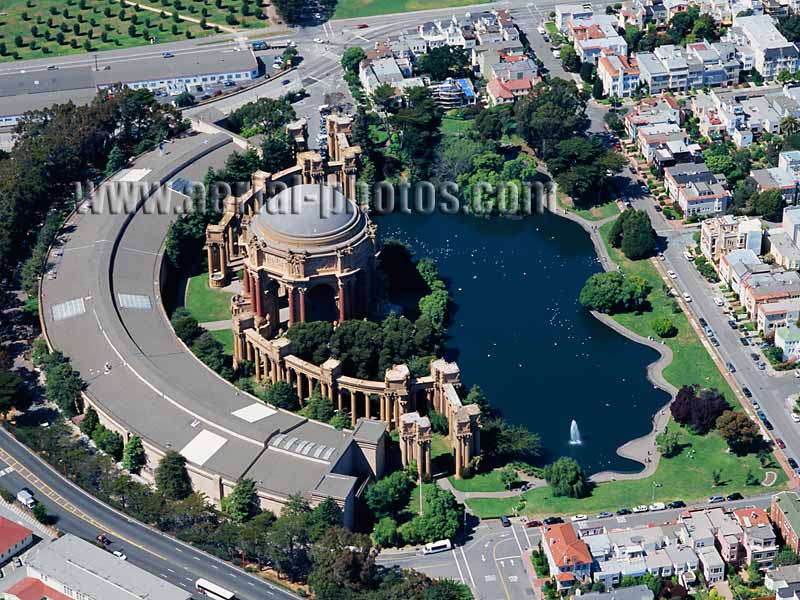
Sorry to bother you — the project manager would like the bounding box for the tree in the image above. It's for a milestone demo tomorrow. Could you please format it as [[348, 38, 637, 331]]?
[[285, 321, 332, 364], [262, 380, 299, 410], [418, 45, 469, 81], [306, 387, 335, 422], [191, 332, 226, 373], [652, 316, 677, 338], [579, 61, 595, 83], [93, 425, 124, 461], [560, 44, 580, 72], [463, 385, 491, 413], [155, 450, 193, 500], [515, 79, 586, 158], [80, 406, 99, 436], [474, 104, 513, 141], [620, 210, 657, 259], [670, 386, 729, 434], [260, 131, 295, 174], [330, 319, 383, 379], [365, 469, 414, 520], [781, 115, 800, 136], [122, 435, 146, 474], [500, 465, 517, 490], [32, 502, 49, 524], [174, 91, 195, 107], [773, 547, 800, 566], [43, 353, 84, 416], [481, 418, 542, 463], [716, 410, 762, 455], [748, 189, 784, 221], [264, 494, 311, 581], [373, 516, 400, 547], [309, 527, 377, 597], [307, 497, 342, 541], [171, 308, 202, 343], [399, 486, 462, 544], [655, 430, 681, 458], [341, 46, 366, 74], [222, 478, 260, 523], [390, 86, 442, 179], [104, 144, 128, 177], [592, 76, 604, 99], [0, 371, 24, 418], [579, 271, 651, 314], [543, 457, 588, 498], [226, 97, 295, 137], [371, 82, 397, 115]]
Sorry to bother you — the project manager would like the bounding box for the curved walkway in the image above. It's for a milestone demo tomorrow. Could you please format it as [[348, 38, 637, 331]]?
[[554, 206, 678, 481]]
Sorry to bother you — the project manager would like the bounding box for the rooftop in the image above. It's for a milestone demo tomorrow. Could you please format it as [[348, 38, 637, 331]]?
[[0, 517, 31, 556]]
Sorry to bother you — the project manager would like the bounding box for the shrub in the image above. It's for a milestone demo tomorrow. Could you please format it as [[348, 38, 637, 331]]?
[[652, 316, 677, 338]]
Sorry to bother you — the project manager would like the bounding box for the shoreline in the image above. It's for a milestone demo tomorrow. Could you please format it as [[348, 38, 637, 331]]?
[[551, 205, 677, 481]]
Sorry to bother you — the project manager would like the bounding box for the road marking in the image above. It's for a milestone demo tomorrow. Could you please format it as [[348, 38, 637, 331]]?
[[509, 576, 519, 583], [495, 555, 521, 561], [509, 524, 525, 556], [451, 549, 465, 583], [0, 466, 15, 478], [0, 446, 166, 561], [485, 575, 497, 582], [459, 545, 476, 589], [521, 521, 532, 548]]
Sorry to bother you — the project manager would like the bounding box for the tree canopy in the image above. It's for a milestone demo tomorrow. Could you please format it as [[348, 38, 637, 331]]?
[[514, 79, 586, 159], [670, 386, 729, 434], [544, 457, 588, 498], [579, 271, 651, 314]]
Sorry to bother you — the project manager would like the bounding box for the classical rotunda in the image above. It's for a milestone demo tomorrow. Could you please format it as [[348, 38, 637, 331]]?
[[205, 118, 480, 480]]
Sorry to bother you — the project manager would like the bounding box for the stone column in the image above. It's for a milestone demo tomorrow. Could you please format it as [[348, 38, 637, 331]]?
[[207, 245, 215, 274], [299, 287, 307, 323], [271, 359, 278, 384], [254, 347, 262, 381], [425, 444, 431, 477], [338, 281, 347, 322], [365, 394, 371, 420], [245, 340, 253, 362], [243, 269, 251, 295], [288, 287, 296, 326], [351, 392, 358, 426], [336, 388, 343, 412], [455, 439, 463, 479], [253, 273, 264, 318]]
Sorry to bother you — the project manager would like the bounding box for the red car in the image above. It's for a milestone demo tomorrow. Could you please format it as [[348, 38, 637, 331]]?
[[355, 23, 369, 28], [526, 519, 542, 528], [777, 438, 787, 449]]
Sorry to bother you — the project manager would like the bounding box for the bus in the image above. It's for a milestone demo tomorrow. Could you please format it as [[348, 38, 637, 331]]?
[[195, 578, 236, 600], [422, 539, 452, 555]]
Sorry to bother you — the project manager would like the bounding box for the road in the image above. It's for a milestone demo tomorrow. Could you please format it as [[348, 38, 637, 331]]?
[[0, 425, 296, 600], [622, 177, 800, 480]]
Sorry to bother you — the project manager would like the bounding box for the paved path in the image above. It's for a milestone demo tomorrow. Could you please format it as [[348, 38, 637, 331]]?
[[200, 319, 232, 331]]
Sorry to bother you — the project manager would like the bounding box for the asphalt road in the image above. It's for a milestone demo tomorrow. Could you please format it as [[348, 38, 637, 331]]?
[[0, 425, 296, 600]]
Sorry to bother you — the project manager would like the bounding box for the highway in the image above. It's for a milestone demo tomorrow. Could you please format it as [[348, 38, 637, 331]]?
[[0, 425, 296, 600]]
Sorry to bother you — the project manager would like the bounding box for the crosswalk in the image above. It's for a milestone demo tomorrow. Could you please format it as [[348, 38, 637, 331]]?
[[0, 466, 14, 479]]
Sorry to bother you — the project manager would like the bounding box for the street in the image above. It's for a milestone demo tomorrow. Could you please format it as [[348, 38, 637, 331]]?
[[0, 426, 296, 600]]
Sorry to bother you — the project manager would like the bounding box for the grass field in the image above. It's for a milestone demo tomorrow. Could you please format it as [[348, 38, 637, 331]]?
[[185, 273, 233, 323], [209, 328, 234, 355], [557, 195, 620, 222], [333, 0, 491, 19], [467, 420, 785, 518], [0, 0, 269, 62], [441, 116, 474, 136], [463, 214, 775, 515], [449, 469, 510, 493]]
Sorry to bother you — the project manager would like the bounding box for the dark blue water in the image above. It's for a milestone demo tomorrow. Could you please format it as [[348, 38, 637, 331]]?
[[379, 210, 670, 474]]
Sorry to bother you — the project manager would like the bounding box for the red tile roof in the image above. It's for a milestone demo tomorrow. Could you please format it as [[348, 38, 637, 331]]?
[[0, 516, 32, 554], [544, 523, 593, 567], [7, 578, 72, 600], [734, 507, 771, 527], [556, 572, 577, 582]]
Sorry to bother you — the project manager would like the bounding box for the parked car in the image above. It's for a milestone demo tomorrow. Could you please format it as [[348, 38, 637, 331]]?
[[161, 51, 174, 58], [500, 516, 511, 527], [765, 420, 774, 431], [793, 413, 800, 423], [710, 337, 720, 347], [752, 400, 759, 409], [543, 516, 563, 525], [571, 514, 588, 522], [355, 23, 369, 28], [526, 520, 542, 528], [757, 410, 767, 421], [726, 362, 736, 373], [616, 508, 632, 515], [667, 500, 686, 509], [708, 496, 725, 503], [714, 297, 724, 306], [726, 492, 743, 501], [757, 362, 766, 370], [740, 337, 750, 346], [667, 270, 677, 279], [789, 458, 799, 469], [750, 353, 760, 361], [777, 438, 787, 449], [742, 387, 752, 398], [649, 502, 666, 511], [699, 318, 708, 327], [632, 505, 649, 513], [728, 320, 739, 329], [596, 512, 612, 519], [96, 534, 111, 545], [113, 550, 127, 560]]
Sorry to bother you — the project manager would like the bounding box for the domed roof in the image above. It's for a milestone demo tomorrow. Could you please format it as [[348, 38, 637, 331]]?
[[251, 184, 363, 247]]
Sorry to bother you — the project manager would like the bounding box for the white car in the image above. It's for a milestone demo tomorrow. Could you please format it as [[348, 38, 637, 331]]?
[[649, 502, 666, 511], [658, 253, 665, 261], [552, 49, 561, 58], [714, 297, 724, 306], [795, 370, 800, 379], [113, 550, 127, 561], [667, 270, 677, 279], [683, 293, 692, 302], [793, 413, 800, 423], [571, 514, 588, 522], [632, 505, 649, 513], [313, 37, 325, 43]]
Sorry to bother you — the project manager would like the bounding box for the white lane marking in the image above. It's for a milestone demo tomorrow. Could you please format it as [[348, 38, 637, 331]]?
[[459, 545, 476, 589], [510, 524, 525, 556], [451, 548, 465, 583]]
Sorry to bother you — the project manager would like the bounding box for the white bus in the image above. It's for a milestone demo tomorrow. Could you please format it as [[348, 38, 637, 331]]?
[[422, 539, 452, 555], [195, 578, 236, 600]]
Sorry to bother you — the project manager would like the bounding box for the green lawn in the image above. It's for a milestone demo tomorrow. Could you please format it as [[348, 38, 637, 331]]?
[[185, 273, 233, 323], [441, 116, 474, 136], [600, 221, 735, 400], [209, 329, 234, 356], [449, 468, 511, 493], [431, 433, 451, 459], [333, 0, 491, 19], [464, 215, 784, 518], [0, 0, 269, 62], [467, 421, 786, 518], [557, 195, 619, 222]]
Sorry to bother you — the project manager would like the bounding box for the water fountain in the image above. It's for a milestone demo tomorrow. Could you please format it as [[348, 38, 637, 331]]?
[[569, 420, 582, 445]]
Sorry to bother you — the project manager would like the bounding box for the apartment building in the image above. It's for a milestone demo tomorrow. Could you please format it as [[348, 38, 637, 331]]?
[[750, 151, 800, 204], [700, 215, 762, 264], [542, 523, 593, 590], [740, 267, 800, 316], [732, 507, 779, 568], [726, 15, 799, 80], [637, 122, 688, 162], [664, 162, 731, 216], [555, 3, 595, 31], [624, 94, 681, 141], [757, 298, 800, 334], [773, 491, 800, 553], [569, 15, 628, 63], [719, 248, 766, 292], [635, 40, 743, 94]]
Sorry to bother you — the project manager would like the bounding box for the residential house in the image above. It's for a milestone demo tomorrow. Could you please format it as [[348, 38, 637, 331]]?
[[487, 77, 535, 105], [636, 41, 743, 94], [663, 162, 731, 216], [697, 546, 726, 583], [555, 3, 594, 32], [726, 15, 799, 81], [750, 151, 800, 205], [637, 122, 687, 163], [0, 517, 33, 566], [597, 52, 640, 98], [776, 325, 800, 360], [772, 492, 800, 554], [767, 564, 800, 591], [624, 94, 681, 141], [428, 78, 477, 109], [700, 215, 763, 264], [359, 56, 408, 94], [719, 249, 765, 292], [542, 523, 593, 590], [581, 585, 654, 600], [732, 507, 778, 568], [680, 508, 744, 566], [569, 15, 628, 63], [740, 267, 800, 316], [757, 298, 800, 334]]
